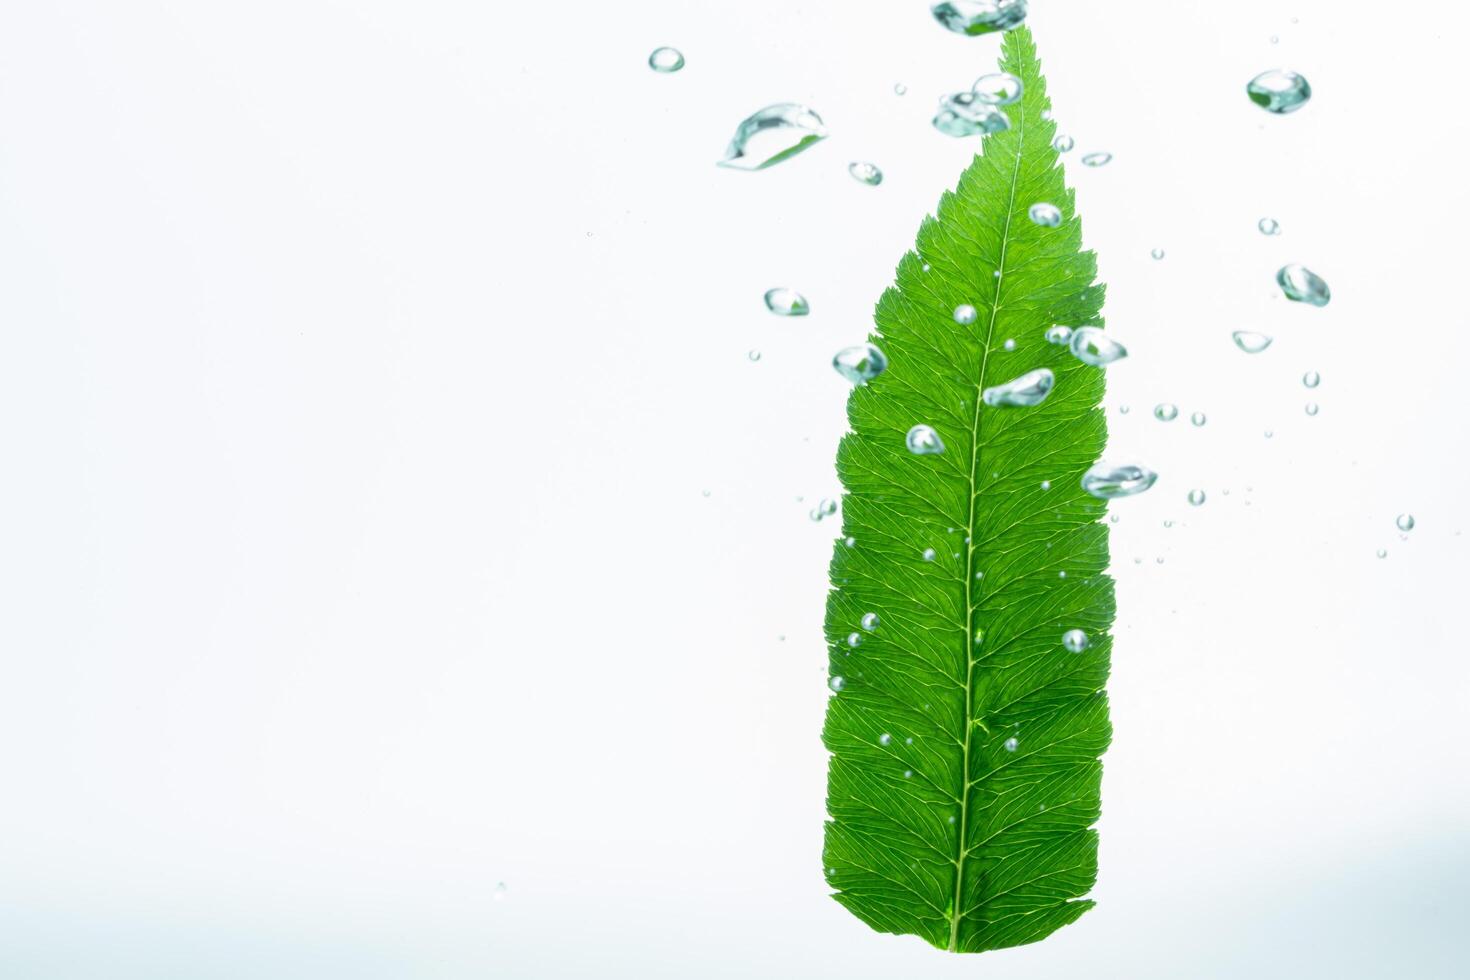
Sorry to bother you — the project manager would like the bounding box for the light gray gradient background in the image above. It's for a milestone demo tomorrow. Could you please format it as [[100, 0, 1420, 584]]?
[[2, 1, 1467, 977]]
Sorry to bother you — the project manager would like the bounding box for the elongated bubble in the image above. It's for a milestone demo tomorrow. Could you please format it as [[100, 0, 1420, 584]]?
[[1045, 324, 1073, 345], [1277, 264, 1330, 306], [832, 343, 888, 384], [1247, 69, 1312, 114], [1154, 402, 1178, 421], [848, 161, 883, 186], [933, 91, 1010, 137], [1232, 330, 1273, 353], [764, 287, 809, 316], [930, 0, 1028, 36], [972, 72, 1023, 105], [718, 103, 828, 171], [982, 368, 1054, 407], [906, 424, 946, 455], [1028, 202, 1062, 227], [1069, 326, 1127, 366], [1081, 151, 1112, 167], [647, 47, 685, 73], [1081, 462, 1157, 499]]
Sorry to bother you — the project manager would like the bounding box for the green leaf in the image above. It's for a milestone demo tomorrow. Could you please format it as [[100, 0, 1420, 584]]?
[[822, 27, 1114, 954]]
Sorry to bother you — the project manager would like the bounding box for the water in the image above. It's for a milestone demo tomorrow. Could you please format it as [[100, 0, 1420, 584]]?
[[932, 91, 1011, 137], [848, 161, 883, 186], [1028, 202, 1062, 226], [846, 632, 862, 648], [1232, 330, 1273, 353], [832, 343, 888, 383], [954, 303, 978, 324], [1188, 489, 1206, 506], [982, 367, 1055, 407], [930, 0, 1028, 36], [1258, 216, 1281, 235], [747, 349, 761, 362], [1191, 411, 1207, 427], [861, 612, 880, 630], [1003, 737, 1019, 752], [647, 47, 685, 73], [905, 424, 946, 454], [1396, 514, 1416, 532], [1246, 69, 1312, 113], [1303, 370, 1321, 388], [764, 287, 810, 316], [922, 547, 937, 562], [1069, 326, 1128, 367], [878, 733, 892, 746], [1062, 629, 1090, 653], [828, 676, 846, 693], [1277, 264, 1331, 306], [1081, 462, 1158, 499], [1052, 134, 1075, 153], [1150, 247, 1165, 260], [1081, 151, 1112, 167], [1045, 324, 1073, 345], [893, 82, 907, 96], [718, 103, 828, 170], [1305, 401, 1320, 416], [972, 72, 1023, 105], [1003, 338, 1016, 350], [1154, 403, 1179, 422]]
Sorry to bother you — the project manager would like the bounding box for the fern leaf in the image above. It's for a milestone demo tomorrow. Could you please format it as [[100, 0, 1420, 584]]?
[[822, 26, 1114, 954]]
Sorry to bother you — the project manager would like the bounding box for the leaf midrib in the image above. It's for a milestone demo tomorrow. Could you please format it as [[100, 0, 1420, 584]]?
[[948, 105, 1028, 954]]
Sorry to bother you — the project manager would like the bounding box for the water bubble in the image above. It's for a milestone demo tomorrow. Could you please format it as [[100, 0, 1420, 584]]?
[[1003, 737, 1019, 752], [1232, 330, 1274, 353], [1376, 548, 1388, 559], [1003, 338, 1016, 351], [954, 304, 978, 324], [817, 497, 837, 518], [1188, 489, 1206, 506], [1191, 411, 1206, 427], [1040, 479, 1051, 490], [922, 547, 937, 562], [1052, 134, 1075, 153], [1258, 216, 1281, 235], [932, 91, 1011, 137], [848, 161, 883, 186], [1081, 462, 1158, 499], [972, 72, 1023, 105], [1154, 402, 1179, 422], [906, 424, 946, 455], [1264, 429, 1274, 439], [1302, 370, 1320, 388], [764, 287, 810, 316], [982, 367, 1055, 407], [1069, 326, 1128, 367], [1118, 405, 1130, 414], [931, 0, 1029, 36], [1277, 264, 1331, 306], [829, 676, 846, 692], [1082, 151, 1113, 167], [903, 769, 913, 778], [718, 103, 828, 171], [847, 631, 863, 648], [1062, 629, 1090, 653], [878, 732, 892, 746], [844, 536, 856, 547], [1247, 69, 1312, 114], [861, 612, 880, 630], [747, 349, 762, 362], [1045, 324, 1073, 345], [1305, 401, 1319, 416], [832, 343, 889, 384], [1028, 202, 1062, 227], [647, 47, 685, 73], [1163, 520, 1174, 528], [1396, 514, 1415, 532], [1150, 247, 1165, 260], [894, 82, 908, 96], [494, 882, 508, 901]]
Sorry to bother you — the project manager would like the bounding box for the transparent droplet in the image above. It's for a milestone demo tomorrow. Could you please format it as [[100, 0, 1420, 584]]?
[[848, 161, 883, 186], [1277, 264, 1330, 306], [1052, 134, 1075, 153], [1264, 429, 1274, 439], [906, 424, 946, 455], [1118, 404, 1130, 414], [932, 91, 1011, 137], [1062, 629, 1090, 653], [829, 675, 846, 692], [1163, 519, 1174, 528], [1081, 462, 1157, 499], [1302, 370, 1321, 388], [846, 631, 862, 648], [1396, 514, 1415, 532], [844, 536, 856, 547], [1040, 479, 1051, 490], [1082, 151, 1113, 167], [764, 287, 809, 316], [832, 343, 888, 384], [1069, 326, 1128, 367], [861, 612, 880, 631], [1003, 737, 1019, 752], [1028, 202, 1062, 227], [647, 47, 685, 73], [922, 547, 937, 562], [894, 82, 908, 96], [972, 72, 1023, 105], [1002, 338, 1016, 351], [1246, 69, 1312, 114], [1150, 247, 1165, 260], [878, 732, 892, 746], [1304, 401, 1319, 416], [1232, 330, 1273, 353], [1154, 402, 1179, 422], [1258, 216, 1281, 235], [1376, 548, 1388, 559], [1191, 411, 1207, 427], [1045, 324, 1073, 345], [747, 349, 762, 362], [930, 0, 1029, 36], [493, 882, 508, 901], [1188, 489, 1206, 506], [954, 304, 978, 324], [903, 769, 913, 778], [718, 103, 828, 171], [982, 367, 1055, 407], [818, 497, 838, 517]]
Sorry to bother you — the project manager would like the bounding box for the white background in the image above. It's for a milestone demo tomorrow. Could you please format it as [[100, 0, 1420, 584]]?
[[2, 1, 1467, 977]]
